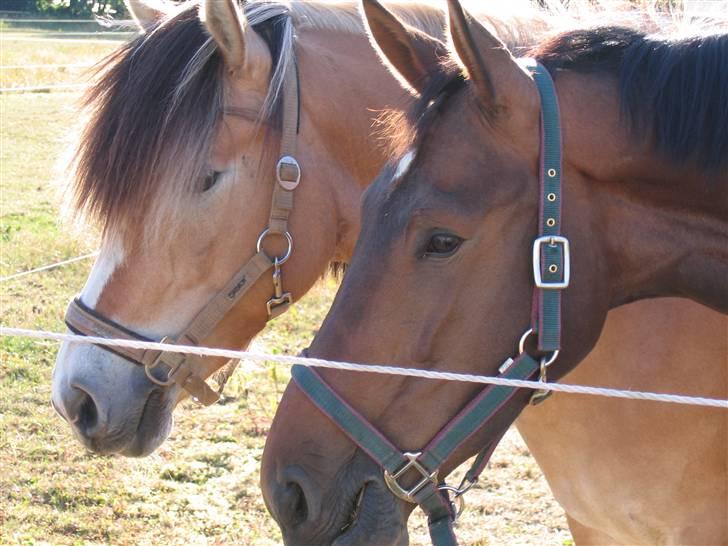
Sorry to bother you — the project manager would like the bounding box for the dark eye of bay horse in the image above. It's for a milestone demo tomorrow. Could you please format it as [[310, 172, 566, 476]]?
[[261, 0, 728, 544]]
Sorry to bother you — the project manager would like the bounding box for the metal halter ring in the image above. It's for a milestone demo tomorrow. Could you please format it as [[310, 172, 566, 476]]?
[[144, 338, 180, 387], [437, 485, 466, 521], [256, 228, 293, 265], [518, 328, 559, 367], [276, 155, 301, 191]]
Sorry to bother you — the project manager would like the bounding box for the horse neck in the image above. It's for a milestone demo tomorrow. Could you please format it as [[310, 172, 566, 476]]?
[[293, 21, 420, 260], [559, 72, 728, 314], [296, 25, 407, 186]]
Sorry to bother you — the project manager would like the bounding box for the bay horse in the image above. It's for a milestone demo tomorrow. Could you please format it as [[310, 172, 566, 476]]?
[[48, 0, 725, 543], [260, 1, 728, 545]]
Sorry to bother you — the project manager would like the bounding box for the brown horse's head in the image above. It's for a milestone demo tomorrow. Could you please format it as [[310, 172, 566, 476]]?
[[262, 0, 728, 543]]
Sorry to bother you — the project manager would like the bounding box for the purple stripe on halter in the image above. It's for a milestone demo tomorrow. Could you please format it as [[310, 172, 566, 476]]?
[[291, 366, 402, 468], [538, 112, 547, 233], [422, 355, 538, 461], [423, 385, 497, 451]]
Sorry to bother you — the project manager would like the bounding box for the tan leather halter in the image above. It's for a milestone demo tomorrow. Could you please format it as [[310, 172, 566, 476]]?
[[65, 53, 301, 407]]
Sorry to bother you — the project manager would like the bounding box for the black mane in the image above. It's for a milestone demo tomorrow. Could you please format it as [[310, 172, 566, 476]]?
[[533, 26, 728, 172]]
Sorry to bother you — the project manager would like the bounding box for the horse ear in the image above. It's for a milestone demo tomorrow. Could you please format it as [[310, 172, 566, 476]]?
[[125, 0, 165, 31], [200, 0, 248, 73], [446, 0, 529, 117], [360, 0, 449, 95]]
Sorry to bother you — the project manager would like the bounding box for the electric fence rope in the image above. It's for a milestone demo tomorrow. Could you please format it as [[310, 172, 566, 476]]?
[[0, 252, 98, 282], [1, 327, 726, 409]]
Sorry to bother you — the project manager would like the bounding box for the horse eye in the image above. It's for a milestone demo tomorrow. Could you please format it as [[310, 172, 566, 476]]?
[[201, 171, 223, 192], [425, 233, 463, 257]]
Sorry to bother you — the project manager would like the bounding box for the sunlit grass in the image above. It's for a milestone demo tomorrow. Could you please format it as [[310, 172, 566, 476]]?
[[0, 26, 125, 90]]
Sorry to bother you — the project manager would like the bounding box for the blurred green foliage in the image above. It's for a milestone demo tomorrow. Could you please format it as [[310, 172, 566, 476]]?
[[3, 0, 128, 18]]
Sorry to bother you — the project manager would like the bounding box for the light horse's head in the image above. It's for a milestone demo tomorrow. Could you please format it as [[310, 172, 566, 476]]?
[[262, 0, 728, 544], [52, 0, 341, 456]]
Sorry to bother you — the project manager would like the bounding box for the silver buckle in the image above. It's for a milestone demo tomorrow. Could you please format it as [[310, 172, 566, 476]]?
[[383, 452, 438, 503], [276, 155, 301, 191], [532, 235, 570, 289]]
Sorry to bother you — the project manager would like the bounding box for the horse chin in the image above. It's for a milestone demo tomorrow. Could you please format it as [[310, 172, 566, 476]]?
[[119, 389, 175, 457], [332, 478, 409, 546]]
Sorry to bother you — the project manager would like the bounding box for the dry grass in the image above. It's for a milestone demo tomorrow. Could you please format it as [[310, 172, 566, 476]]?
[[0, 24, 125, 90], [0, 30, 570, 546]]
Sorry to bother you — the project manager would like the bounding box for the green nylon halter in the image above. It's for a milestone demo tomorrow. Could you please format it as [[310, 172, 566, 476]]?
[[291, 59, 568, 546]]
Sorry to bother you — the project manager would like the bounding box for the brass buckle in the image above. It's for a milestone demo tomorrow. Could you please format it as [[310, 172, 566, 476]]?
[[383, 452, 438, 503]]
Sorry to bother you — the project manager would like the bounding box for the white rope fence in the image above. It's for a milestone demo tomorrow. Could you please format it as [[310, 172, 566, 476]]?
[[0, 62, 95, 70], [1, 326, 726, 409], [1, 37, 126, 44], [0, 83, 89, 93], [0, 252, 98, 282], [1, 31, 133, 36], [0, 19, 134, 23]]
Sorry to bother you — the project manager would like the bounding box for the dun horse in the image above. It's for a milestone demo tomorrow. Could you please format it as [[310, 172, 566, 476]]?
[[49, 0, 725, 544], [261, 1, 728, 545]]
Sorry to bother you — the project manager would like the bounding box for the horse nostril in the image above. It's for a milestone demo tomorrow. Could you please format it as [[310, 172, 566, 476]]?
[[272, 465, 322, 530], [281, 481, 309, 527], [77, 391, 98, 431], [67, 386, 103, 438]]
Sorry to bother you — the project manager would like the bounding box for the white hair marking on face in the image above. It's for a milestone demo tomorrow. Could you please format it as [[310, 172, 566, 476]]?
[[393, 149, 416, 182], [79, 237, 125, 308]]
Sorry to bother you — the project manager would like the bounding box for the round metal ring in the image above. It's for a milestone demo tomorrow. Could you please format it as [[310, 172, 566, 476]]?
[[145, 362, 176, 387], [437, 485, 466, 520], [519, 328, 559, 367], [541, 349, 560, 368], [256, 228, 293, 265], [518, 328, 535, 355]]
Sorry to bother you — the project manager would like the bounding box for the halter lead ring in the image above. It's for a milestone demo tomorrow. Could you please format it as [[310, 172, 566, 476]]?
[[257, 228, 293, 265]]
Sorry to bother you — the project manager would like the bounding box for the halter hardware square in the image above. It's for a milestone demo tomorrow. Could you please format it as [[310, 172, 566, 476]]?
[[276, 155, 301, 191], [383, 452, 439, 503], [533, 236, 570, 289]]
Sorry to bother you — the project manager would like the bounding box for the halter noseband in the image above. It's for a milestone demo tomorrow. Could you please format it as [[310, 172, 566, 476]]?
[[64, 34, 302, 407], [291, 59, 569, 545]]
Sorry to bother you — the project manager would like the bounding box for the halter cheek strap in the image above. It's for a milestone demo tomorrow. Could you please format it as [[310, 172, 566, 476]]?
[[64, 43, 303, 406], [291, 59, 569, 545], [292, 356, 540, 546]]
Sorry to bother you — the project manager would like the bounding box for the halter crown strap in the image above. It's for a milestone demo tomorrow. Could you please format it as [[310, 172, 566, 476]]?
[[64, 30, 302, 405], [520, 59, 568, 354]]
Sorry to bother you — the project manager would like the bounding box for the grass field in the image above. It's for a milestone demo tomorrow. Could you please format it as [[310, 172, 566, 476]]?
[[0, 24, 126, 90], [0, 28, 570, 545]]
